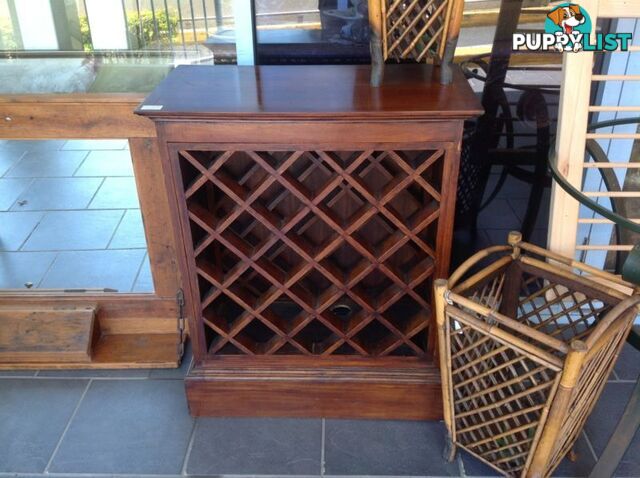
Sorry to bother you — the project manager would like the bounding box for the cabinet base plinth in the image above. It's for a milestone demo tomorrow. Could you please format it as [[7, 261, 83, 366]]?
[[185, 357, 443, 420]]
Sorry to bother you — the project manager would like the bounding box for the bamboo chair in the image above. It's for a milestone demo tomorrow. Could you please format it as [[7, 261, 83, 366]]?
[[367, 0, 465, 86], [549, 118, 640, 477]]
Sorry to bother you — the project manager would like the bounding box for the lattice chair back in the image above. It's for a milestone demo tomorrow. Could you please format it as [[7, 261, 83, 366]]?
[[434, 232, 640, 477], [367, 0, 465, 86]]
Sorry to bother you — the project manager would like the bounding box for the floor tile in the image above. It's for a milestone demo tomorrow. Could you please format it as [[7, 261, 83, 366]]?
[[324, 419, 459, 476], [508, 196, 551, 231], [109, 209, 147, 249], [0, 140, 66, 151], [0, 251, 57, 288], [0, 211, 45, 251], [11, 177, 103, 211], [461, 431, 596, 478], [89, 177, 140, 209], [132, 253, 154, 293], [38, 368, 150, 378], [63, 139, 128, 151], [482, 229, 512, 246], [459, 449, 500, 476], [0, 178, 32, 210], [149, 340, 192, 379], [553, 432, 596, 477], [483, 172, 534, 200], [4, 150, 87, 178], [477, 199, 522, 230], [584, 382, 639, 477], [187, 417, 322, 475], [483, 229, 548, 248], [0, 378, 88, 473], [74, 150, 134, 177], [0, 370, 38, 377], [49, 380, 194, 474], [614, 343, 640, 380], [22, 210, 124, 251], [40, 249, 146, 291], [0, 149, 24, 176]]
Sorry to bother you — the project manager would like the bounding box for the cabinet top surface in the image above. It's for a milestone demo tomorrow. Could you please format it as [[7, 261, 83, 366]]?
[[136, 64, 482, 121]]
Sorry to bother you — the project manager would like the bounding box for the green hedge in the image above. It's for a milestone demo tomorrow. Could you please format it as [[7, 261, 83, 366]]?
[[80, 9, 179, 51], [0, 18, 18, 50]]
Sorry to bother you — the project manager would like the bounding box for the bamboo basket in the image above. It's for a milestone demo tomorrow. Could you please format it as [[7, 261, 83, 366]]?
[[435, 231, 640, 478], [367, 0, 465, 85]]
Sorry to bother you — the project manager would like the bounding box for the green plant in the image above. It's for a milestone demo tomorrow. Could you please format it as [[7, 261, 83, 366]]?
[[0, 17, 18, 50], [79, 15, 92, 51], [127, 9, 179, 48], [79, 9, 179, 51]]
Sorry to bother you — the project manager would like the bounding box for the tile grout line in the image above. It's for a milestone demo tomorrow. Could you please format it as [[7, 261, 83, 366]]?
[[581, 430, 599, 463], [104, 208, 128, 250], [130, 252, 149, 293], [36, 251, 60, 289], [86, 177, 107, 211], [505, 196, 531, 226], [44, 378, 93, 473], [0, 150, 27, 178], [11, 246, 148, 253], [181, 418, 198, 476], [16, 211, 48, 252], [456, 453, 466, 478], [70, 150, 91, 177], [320, 418, 326, 477]]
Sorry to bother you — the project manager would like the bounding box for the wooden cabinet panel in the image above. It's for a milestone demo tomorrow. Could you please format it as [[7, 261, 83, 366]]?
[[138, 64, 481, 418]]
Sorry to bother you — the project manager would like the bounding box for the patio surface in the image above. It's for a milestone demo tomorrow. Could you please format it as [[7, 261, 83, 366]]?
[[0, 140, 638, 477], [0, 139, 152, 292], [0, 341, 638, 477]]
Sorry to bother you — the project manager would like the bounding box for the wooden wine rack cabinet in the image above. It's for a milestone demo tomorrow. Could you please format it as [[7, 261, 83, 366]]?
[[137, 64, 482, 419]]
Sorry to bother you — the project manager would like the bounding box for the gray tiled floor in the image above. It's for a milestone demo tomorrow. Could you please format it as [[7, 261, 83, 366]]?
[[39, 249, 147, 291], [21, 209, 125, 251], [49, 380, 194, 474], [74, 150, 134, 177], [14, 177, 104, 211], [0, 177, 32, 210], [324, 419, 458, 476], [1, 140, 638, 477], [0, 139, 152, 292], [5, 150, 88, 178], [476, 166, 551, 250], [0, 341, 637, 477], [89, 177, 140, 209], [0, 251, 57, 288], [188, 418, 322, 475]]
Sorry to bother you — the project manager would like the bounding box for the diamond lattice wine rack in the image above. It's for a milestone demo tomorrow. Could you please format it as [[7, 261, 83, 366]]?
[[136, 64, 482, 419], [181, 148, 441, 357]]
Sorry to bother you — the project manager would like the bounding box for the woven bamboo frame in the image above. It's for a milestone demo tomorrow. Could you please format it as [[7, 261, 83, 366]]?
[[435, 231, 640, 477], [367, 0, 464, 85]]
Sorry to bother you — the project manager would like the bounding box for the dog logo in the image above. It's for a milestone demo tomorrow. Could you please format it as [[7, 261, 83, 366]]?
[[513, 2, 632, 53], [547, 4, 586, 35], [544, 3, 590, 51]]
